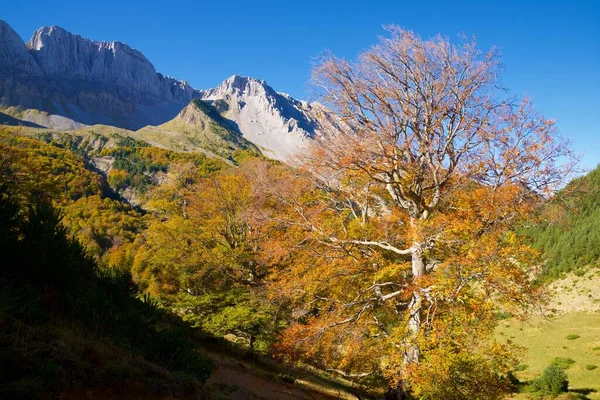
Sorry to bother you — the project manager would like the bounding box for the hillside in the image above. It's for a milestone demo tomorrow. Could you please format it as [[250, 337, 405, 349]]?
[[0, 129, 372, 399], [0, 132, 212, 398], [137, 99, 260, 160], [524, 165, 600, 278]]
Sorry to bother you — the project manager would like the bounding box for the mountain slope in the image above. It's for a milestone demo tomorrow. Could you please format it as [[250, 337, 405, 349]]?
[[525, 165, 600, 277], [136, 99, 260, 159]]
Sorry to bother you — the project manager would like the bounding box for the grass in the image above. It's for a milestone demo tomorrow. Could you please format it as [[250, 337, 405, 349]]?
[[196, 332, 381, 399], [496, 312, 600, 399], [551, 357, 576, 369]]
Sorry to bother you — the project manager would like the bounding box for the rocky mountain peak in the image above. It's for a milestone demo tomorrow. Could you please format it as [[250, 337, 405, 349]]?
[[205, 75, 276, 99], [27, 24, 158, 87], [0, 20, 199, 129], [197, 76, 333, 160]]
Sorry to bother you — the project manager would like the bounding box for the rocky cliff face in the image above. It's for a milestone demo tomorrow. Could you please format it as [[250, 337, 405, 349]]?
[[0, 20, 198, 129], [0, 21, 42, 78], [0, 21, 45, 108], [28, 26, 195, 105], [199, 75, 341, 160]]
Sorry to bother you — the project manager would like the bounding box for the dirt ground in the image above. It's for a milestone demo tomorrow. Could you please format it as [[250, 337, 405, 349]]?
[[203, 349, 360, 400]]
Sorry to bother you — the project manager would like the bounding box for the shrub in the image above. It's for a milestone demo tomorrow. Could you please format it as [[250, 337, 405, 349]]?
[[551, 357, 576, 369], [535, 365, 569, 395], [574, 269, 586, 277], [592, 346, 600, 351], [586, 364, 598, 370], [515, 364, 529, 371], [507, 372, 520, 385], [566, 334, 581, 340], [496, 311, 513, 320]]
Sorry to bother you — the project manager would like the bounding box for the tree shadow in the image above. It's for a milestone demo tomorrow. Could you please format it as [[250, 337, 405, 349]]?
[[568, 387, 598, 400], [571, 387, 597, 395]]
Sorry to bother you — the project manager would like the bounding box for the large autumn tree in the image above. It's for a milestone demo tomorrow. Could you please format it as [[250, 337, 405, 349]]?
[[272, 27, 576, 398], [135, 160, 291, 353]]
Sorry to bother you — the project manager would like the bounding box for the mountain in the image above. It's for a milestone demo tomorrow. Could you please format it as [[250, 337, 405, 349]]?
[[198, 75, 329, 160], [0, 20, 342, 160], [0, 20, 198, 130]]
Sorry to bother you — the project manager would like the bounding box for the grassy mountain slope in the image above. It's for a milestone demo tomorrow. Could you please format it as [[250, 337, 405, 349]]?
[[499, 166, 600, 398], [137, 99, 260, 160], [496, 313, 600, 399]]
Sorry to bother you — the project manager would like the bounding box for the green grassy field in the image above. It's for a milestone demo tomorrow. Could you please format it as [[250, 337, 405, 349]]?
[[497, 312, 600, 399]]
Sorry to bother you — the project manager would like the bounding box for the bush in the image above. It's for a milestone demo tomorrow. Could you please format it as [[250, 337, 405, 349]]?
[[496, 311, 513, 320], [551, 357, 576, 369], [535, 365, 569, 395], [515, 364, 529, 371], [566, 334, 581, 340], [586, 364, 598, 370]]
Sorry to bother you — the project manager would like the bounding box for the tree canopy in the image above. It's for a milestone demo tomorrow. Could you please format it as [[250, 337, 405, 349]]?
[[268, 26, 576, 398]]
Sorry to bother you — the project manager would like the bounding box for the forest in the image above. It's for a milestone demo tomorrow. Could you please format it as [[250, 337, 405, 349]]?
[[1, 27, 596, 400]]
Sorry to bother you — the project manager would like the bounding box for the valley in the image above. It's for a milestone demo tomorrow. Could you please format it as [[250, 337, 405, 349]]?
[[0, 14, 598, 400]]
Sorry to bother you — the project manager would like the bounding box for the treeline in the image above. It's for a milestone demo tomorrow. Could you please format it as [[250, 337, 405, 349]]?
[[524, 164, 600, 278], [0, 131, 213, 398]]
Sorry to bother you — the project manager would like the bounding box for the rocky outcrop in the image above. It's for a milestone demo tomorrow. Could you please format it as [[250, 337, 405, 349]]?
[[0, 21, 42, 78], [0, 21, 45, 108]]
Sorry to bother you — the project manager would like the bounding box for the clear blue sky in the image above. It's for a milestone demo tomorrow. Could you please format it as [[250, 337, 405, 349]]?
[[3, 0, 599, 168]]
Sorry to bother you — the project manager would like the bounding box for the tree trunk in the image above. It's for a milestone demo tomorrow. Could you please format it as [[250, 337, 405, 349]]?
[[411, 242, 425, 277], [405, 241, 424, 364], [249, 335, 255, 351], [405, 291, 422, 364]]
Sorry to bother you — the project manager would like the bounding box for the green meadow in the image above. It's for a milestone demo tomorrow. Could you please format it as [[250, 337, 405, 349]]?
[[498, 313, 600, 399]]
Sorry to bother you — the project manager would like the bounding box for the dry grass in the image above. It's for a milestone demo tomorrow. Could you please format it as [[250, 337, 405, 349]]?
[[546, 269, 600, 313]]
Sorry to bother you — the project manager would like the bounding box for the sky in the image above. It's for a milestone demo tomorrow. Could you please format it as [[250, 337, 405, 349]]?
[[2, 0, 599, 168]]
